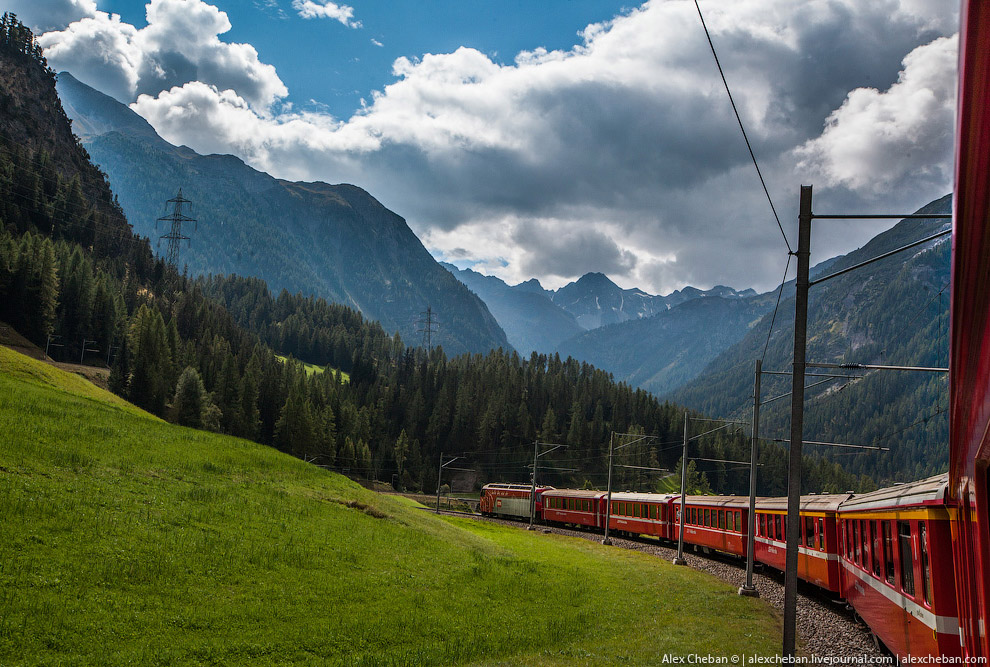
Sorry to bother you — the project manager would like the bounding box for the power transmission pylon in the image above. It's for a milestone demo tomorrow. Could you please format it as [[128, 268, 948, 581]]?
[[155, 189, 196, 267], [418, 305, 437, 349]]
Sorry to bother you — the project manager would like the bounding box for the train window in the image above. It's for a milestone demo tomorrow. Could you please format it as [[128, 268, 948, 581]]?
[[883, 522, 895, 584], [854, 521, 861, 565], [818, 517, 825, 551], [703, 509, 709, 527], [760, 514, 767, 537], [774, 514, 782, 541], [729, 512, 735, 532], [651, 505, 658, 520], [634, 504, 640, 518], [898, 521, 915, 597], [860, 520, 871, 570], [804, 517, 814, 547], [919, 522, 932, 606], [718, 510, 724, 530], [871, 522, 882, 577]]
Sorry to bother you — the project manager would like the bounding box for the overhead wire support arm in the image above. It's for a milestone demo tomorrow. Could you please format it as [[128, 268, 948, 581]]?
[[810, 213, 952, 220], [689, 417, 750, 425], [688, 422, 742, 441], [761, 370, 864, 379], [770, 438, 890, 452], [760, 376, 857, 408], [809, 229, 951, 286], [806, 362, 948, 373]]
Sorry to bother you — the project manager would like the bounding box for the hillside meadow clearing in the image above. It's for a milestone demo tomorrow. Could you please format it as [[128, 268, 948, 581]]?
[[0, 346, 780, 665]]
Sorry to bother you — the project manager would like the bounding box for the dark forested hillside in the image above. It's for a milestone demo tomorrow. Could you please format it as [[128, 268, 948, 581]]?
[[671, 195, 952, 485], [54, 71, 508, 357]]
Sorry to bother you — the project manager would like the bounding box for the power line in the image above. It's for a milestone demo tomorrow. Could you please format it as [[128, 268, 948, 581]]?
[[761, 253, 792, 363], [693, 0, 791, 254]]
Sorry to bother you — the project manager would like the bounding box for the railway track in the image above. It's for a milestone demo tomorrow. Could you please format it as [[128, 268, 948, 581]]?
[[430, 508, 887, 659]]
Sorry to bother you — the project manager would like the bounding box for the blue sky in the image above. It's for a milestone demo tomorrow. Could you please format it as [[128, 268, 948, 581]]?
[[95, 0, 634, 121], [12, 0, 960, 294]]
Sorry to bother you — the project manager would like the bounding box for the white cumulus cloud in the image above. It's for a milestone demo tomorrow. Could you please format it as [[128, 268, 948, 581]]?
[[291, 0, 360, 28], [37, 0, 287, 110], [795, 35, 957, 196]]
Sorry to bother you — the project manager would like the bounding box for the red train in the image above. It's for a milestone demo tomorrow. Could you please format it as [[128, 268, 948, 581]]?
[[950, 0, 990, 659], [485, 474, 959, 659]]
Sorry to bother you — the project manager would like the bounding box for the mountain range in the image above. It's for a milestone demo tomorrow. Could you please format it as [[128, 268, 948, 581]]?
[[55, 72, 508, 357], [443, 262, 756, 360]]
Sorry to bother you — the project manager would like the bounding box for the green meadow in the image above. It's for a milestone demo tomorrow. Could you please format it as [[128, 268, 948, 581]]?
[[275, 354, 349, 381], [0, 346, 779, 665]]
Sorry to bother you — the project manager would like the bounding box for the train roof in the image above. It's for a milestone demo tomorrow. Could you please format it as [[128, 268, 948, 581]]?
[[482, 483, 554, 491], [756, 494, 853, 513], [683, 495, 752, 509], [610, 492, 679, 503], [541, 488, 606, 499], [838, 473, 949, 512]]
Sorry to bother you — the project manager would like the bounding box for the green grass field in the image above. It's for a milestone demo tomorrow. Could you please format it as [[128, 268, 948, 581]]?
[[275, 354, 349, 381], [0, 346, 780, 665]]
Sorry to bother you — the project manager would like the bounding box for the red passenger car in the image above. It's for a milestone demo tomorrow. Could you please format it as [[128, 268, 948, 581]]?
[[607, 492, 678, 540], [672, 496, 749, 557], [541, 488, 607, 529], [754, 495, 849, 593], [836, 475, 959, 659], [479, 483, 553, 520]]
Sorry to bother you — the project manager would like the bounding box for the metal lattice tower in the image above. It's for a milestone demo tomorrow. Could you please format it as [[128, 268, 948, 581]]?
[[418, 305, 437, 349], [156, 189, 196, 267]]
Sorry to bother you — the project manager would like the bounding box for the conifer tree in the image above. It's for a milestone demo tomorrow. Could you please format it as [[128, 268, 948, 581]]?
[[173, 366, 205, 428]]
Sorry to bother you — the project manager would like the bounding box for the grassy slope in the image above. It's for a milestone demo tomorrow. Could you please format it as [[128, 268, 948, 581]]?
[[275, 354, 350, 381], [0, 346, 779, 665]]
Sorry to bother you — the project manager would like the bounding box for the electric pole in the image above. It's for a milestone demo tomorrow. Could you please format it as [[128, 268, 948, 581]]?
[[156, 189, 196, 267], [418, 305, 437, 350]]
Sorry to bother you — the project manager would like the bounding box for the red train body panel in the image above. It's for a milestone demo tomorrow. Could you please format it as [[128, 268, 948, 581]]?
[[837, 475, 960, 659], [753, 495, 849, 593], [607, 492, 678, 540], [951, 0, 990, 658], [672, 496, 749, 557], [541, 488, 607, 529]]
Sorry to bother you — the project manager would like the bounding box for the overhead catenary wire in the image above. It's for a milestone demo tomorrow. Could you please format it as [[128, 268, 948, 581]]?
[[693, 0, 791, 254], [761, 253, 793, 363]]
